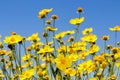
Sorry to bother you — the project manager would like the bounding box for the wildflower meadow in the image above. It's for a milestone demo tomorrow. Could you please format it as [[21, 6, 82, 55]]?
[[0, 7, 120, 80]]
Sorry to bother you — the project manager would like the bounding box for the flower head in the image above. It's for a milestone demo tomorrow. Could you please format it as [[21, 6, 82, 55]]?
[[77, 7, 83, 13], [4, 34, 23, 44], [20, 69, 35, 80], [38, 45, 54, 54], [78, 60, 93, 71], [69, 53, 78, 62], [0, 50, 6, 56], [88, 45, 100, 54], [109, 25, 120, 31], [64, 30, 75, 35], [54, 32, 66, 39], [45, 26, 58, 31], [82, 27, 93, 35], [110, 75, 116, 80], [22, 53, 32, 62], [101, 35, 109, 41], [64, 68, 76, 76], [51, 14, 58, 20], [79, 51, 89, 60], [38, 8, 53, 18], [94, 55, 105, 63], [54, 54, 72, 71], [0, 70, 5, 78], [70, 17, 84, 25], [27, 32, 40, 42], [81, 34, 97, 43]]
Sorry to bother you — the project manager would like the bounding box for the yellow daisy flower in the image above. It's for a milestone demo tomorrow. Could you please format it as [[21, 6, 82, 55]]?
[[81, 34, 97, 43], [70, 17, 84, 25], [27, 32, 40, 42], [38, 45, 54, 54], [38, 8, 53, 18], [4, 34, 23, 44], [20, 69, 35, 80], [109, 25, 120, 31], [82, 27, 93, 35], [54, 54, 72, 71]]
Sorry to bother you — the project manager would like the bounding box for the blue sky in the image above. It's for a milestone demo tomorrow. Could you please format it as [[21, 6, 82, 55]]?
[[0, 0, 120, 49]]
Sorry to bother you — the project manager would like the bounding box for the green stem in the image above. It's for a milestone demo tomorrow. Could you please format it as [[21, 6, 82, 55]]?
[[45, 37, 48, 45], [75, 27, 78, 42], [110, 61, 115, 76], [52, 20, 57, 56], [78, 13, 81, 18], [43, 18, 46, 32], [115, 31, 117, 47], [18, 44, 22, 73], [53, 20, 55, 27], [104, 41, 106, 53], [12, 50, 18, 68], [22, 41, 26, 54], [116, 67, 119, 79], [2, 56, 10, 80], [34, 42, 40, 66]]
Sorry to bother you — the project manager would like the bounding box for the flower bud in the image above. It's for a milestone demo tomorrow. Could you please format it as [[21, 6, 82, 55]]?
[[1, 58, 5, 62], [110, 75, 116, 80], [46, 19, 51, 24], [27, 46, 33, 51], [101, 35, 109, 41], [96, 72, 101, 77], [106, 45, 112, 50], [0, 74, 5, 78], [41, 63, 47, 69], [11, 32, 17, 35], [112, 47, 118, 54], [117, 42, 120, 45], [77, 7, 83, 13], [0, 43, 4, 49], [42, 32, 48, 37], [37, 70, 43, 76], [51, 14, 58, 20], [67, 36, 74, 42]]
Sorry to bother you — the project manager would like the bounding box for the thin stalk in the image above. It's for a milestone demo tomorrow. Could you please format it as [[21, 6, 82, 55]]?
[[10, 61, 14, 76], [115, 31, 117, 47], [45, 37, 48, 45], [110, 61, 115, 76], [86, 72, 89, 80], [104, 41, 106, 53], [52, 20, 57, 56], [49, 62, 56, 80], [22, 41, 26, 54], [75, 27, 79, 42], [52, 19, 55, 27], [116, 67, 119, 79], [12, 50, 18, 68], [75, 12, 81, 42], [2, 56, 10, 80], [78, 13, 81, 18], [43, 18, 46, 32], [18, 44, 22, 73]]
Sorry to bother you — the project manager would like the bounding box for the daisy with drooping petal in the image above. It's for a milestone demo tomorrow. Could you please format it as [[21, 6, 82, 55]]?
[[70, 17, 84, 25], [38, 8, 53, 18], [109, 25, 120, 31], [27, 32, 40, 42]]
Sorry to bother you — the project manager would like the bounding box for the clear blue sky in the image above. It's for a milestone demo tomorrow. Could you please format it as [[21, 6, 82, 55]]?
[[0, 0, 120, 49]]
